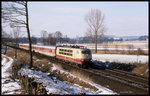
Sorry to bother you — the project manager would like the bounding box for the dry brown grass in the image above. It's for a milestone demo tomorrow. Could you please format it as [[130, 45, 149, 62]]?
[[91, 49, 148, 55], [132, 62, 149, 76]]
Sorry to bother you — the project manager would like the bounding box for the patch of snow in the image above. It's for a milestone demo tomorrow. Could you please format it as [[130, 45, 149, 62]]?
[[146, 69, 149, 72], [51, 64, 57, 71], [2, 58, 7, 65], [2, 55, 14, 78], [18, 64, 116, 95], [36, 59, 40, 61], [42, 64, 44, 67], [2, 82, 21, 93], [48, 62, 51, 64], [92, 54, 148, 64]]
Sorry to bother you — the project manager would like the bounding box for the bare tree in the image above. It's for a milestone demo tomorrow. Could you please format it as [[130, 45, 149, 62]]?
[[47, 33, 56, 45], [2, 1, 33, 67], [11, 27, 22, 58], [47, 33, 52, 45], [85, 9, 106, 53], [54, 31, 62, 44], [41, 30, 48, 45]]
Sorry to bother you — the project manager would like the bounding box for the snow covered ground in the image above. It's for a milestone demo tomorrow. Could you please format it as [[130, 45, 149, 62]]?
[[18, 63, 116, 95], [92, 54, 149, 64], [1, 55, 23, 95]]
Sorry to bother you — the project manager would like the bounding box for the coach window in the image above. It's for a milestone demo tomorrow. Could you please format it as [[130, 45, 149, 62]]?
[[70, 54, 72, 56]]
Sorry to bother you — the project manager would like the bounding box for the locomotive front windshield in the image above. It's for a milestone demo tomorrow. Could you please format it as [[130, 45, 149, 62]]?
[[82, 49, 91, 55]]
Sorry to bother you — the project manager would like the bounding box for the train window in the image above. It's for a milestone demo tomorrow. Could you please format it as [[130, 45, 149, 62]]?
[[67, 53, 72, 56], [82, 50, 91, 54], [70, 54, 72, 56]]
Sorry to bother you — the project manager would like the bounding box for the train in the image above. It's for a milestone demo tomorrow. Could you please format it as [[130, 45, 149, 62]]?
[[19, 44, 92, 68]]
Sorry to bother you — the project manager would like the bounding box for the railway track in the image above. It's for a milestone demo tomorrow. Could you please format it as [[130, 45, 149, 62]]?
[[5, 44, 149, 94], [89, 68, 148, 90], [91, 65, 148, 88]]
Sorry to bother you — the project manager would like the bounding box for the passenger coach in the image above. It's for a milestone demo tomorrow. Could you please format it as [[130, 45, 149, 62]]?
[[19, 44, 56, 57]]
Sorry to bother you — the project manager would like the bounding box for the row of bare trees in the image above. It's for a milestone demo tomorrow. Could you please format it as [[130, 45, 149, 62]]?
[[40, 30, 61, 45], [40, 30, 71, 45]]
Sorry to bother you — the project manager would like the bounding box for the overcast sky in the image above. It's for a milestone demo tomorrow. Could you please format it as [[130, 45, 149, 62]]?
[[2, 1, 148, 38]]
